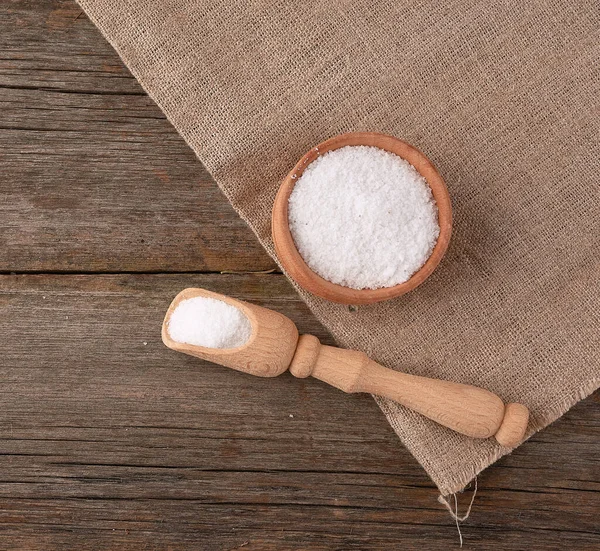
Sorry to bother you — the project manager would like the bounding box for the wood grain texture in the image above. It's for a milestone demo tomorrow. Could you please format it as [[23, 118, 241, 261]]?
[[0, 274, 598, 551], [0, 1, 598, 550], [0, 0, 275, 273]]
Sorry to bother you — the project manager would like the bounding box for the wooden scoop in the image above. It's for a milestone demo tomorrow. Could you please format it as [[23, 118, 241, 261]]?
[[162, 288, 529, 447]]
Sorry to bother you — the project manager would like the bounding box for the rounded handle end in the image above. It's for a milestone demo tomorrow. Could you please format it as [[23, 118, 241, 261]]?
[[494, 403, 530, 448]]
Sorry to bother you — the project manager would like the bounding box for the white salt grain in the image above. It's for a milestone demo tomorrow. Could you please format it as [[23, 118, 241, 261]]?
[[168, 296, 252, 349], [288, 145, 439, 290]]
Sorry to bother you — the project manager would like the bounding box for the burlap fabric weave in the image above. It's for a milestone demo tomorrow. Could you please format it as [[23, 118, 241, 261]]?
[[77, 0, 600, 495]]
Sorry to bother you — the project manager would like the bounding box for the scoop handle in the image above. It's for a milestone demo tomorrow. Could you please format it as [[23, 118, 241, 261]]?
[[290, 335, 529, 447]]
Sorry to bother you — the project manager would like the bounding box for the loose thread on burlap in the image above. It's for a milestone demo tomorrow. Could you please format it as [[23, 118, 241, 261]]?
[[437, 477, 477, 548]]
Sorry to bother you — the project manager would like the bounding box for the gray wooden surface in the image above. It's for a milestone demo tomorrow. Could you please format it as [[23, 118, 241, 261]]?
[[0, 2, 598, 549]]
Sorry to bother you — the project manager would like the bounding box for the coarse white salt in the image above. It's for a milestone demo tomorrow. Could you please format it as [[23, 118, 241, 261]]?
[[288, 145, 440, 290], [167, 296, 252, 349]]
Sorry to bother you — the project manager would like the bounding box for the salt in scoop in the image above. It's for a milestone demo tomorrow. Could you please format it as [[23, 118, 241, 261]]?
[[162, 288, 529, 447]]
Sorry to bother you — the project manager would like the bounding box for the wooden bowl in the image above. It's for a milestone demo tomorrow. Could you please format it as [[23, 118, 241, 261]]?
[[272, 132, 452, 304]]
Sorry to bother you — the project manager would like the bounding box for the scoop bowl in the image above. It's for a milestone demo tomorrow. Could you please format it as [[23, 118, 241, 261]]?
[[161, 287, 298, 377]]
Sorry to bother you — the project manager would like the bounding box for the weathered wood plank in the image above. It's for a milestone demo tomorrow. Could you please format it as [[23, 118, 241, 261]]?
[[0, 0, 276, 273], [0, 274, 598, 550], [1, 1, 598, 549]]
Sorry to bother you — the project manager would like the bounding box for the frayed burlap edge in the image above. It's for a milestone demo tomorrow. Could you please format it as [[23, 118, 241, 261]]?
[[377, 378, 599, 497]]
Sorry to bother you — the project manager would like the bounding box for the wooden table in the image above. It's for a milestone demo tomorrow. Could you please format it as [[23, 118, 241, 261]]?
[[1, 2, 598, 549]]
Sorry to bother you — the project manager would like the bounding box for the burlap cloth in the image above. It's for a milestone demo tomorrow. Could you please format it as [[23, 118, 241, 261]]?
[[77, 0, 600, 495]]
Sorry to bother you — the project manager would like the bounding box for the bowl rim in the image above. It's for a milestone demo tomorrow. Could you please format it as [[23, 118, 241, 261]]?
[[271, 131, 452, 305]]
